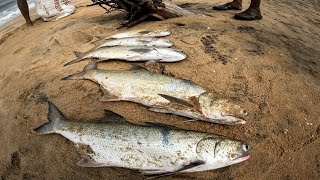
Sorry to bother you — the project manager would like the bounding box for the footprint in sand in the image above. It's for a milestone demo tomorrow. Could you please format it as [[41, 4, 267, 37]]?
[[201, 35, 229, 64]]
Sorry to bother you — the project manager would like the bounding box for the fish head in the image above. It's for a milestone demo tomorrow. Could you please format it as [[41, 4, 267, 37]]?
[[196, 137, 251, 166], [164, 49, 187, 62], [198, 92, 248, 125]]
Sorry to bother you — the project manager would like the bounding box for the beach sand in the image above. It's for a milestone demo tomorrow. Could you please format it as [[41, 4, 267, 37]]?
[[0, 0, 319, 179]]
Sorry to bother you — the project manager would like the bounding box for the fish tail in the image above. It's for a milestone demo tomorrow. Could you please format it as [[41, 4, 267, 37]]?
[[62, 61, 97, 81], [34, 101, 67, 134], [64, 51, 87, 66]]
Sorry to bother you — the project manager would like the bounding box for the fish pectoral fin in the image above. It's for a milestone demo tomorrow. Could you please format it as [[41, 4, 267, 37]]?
[[77, 157, 105, 167], [99, 87, 121, 102], [130, 64, 148, 70], [140, 170, 166, 175], [158, 94, 195, 108], [145, 59, 162, 66], [74, 143, 103, 167], [144, 160, 206, 179]]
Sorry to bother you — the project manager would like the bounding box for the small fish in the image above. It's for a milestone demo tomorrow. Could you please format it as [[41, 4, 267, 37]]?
[[109, 29, 171, 39], [64, 46, 187, 66], [93, 37, 173, 49], [34, 101, 251, 178], [62, 62, 247, 125]]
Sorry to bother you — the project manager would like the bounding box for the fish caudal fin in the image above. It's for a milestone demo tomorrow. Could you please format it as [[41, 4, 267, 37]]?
[[64, 51, 87, 66], [34, 101, 67, 134], [62, 61, 97, 81]]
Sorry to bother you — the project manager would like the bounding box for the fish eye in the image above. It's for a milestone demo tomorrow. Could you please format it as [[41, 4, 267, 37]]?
[[242, 144, 250, 151], [240, 109, 248, 115]]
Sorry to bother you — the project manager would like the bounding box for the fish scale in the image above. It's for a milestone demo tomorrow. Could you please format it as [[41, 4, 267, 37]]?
[[109, 29, 171, 39], [94, 37, 173, 49], [34, 102, 251, 176], [63, 63, 248, 125], [64, 46, 187, 66]]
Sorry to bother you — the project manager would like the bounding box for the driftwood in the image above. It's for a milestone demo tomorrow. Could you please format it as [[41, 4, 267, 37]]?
[[89, 0, 193, 27]]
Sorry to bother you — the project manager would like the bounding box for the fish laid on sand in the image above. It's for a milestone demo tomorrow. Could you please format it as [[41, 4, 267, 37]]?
[[34, 102, 251, 178], [63, 63, 247, 125], [93, 37, 173, 49], [64, 46, 187, 66], [109, 29, 171, 39]]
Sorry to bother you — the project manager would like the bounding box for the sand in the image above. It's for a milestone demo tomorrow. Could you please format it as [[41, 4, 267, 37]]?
[[0, 0, 319, 179]]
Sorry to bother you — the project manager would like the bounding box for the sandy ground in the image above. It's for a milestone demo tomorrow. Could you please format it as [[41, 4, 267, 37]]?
[[0, 0, 319, 179]]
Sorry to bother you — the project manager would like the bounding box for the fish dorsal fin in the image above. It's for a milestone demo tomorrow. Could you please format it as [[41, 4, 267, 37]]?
[[95, 36, 104, 40], [92, 37, 117, 46], [144, 160, 205, 179], [95, 110, 127, 123], [92, 40, 104, 47], [83, 61, 97, 72], [158, 94, 195, 108], [181, 78, 196, 85], [48, 101, 66, 121], [74, 51, 85, 58]]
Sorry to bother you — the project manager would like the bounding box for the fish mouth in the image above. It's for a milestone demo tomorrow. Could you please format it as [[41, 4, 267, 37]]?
[[234, 154, 250, 161], [222, 115, 247, 125], [237, 118, 246, 124]]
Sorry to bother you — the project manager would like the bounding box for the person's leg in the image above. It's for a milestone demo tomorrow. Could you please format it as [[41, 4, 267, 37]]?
[[234, 0, 262, 20], [213, 0, 242, 11], [17, 0, 33, 26]]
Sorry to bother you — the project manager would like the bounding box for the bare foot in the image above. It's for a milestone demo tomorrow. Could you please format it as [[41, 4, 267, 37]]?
[[26, 21, 33, 27]]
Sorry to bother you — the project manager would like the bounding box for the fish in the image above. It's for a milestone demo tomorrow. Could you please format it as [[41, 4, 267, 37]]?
[[108, 29, 171, 39], [93, 37, 174, 49], [34, 101, 251, 178], [62, 62, 247, 125], [64, 46, 187, 66]]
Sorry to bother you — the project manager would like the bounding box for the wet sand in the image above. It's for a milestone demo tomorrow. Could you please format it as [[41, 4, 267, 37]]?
[[0, 0, 319, 179]]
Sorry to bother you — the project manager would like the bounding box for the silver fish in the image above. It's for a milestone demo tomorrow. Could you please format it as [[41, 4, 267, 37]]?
[[64, 46, 187, 66], [93, 37, 173, 49], [34, 102, 251, 178], [109, 29, 171, 39], [62, 62, 247, 125]]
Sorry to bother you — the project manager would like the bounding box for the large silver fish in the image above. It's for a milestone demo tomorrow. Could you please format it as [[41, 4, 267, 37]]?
[[34, 102, 251, 178], [64, 46, 187, 66], [108, 29, 171, 39], [63, 62, 247, 125], [93, 37, 173, 49]]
